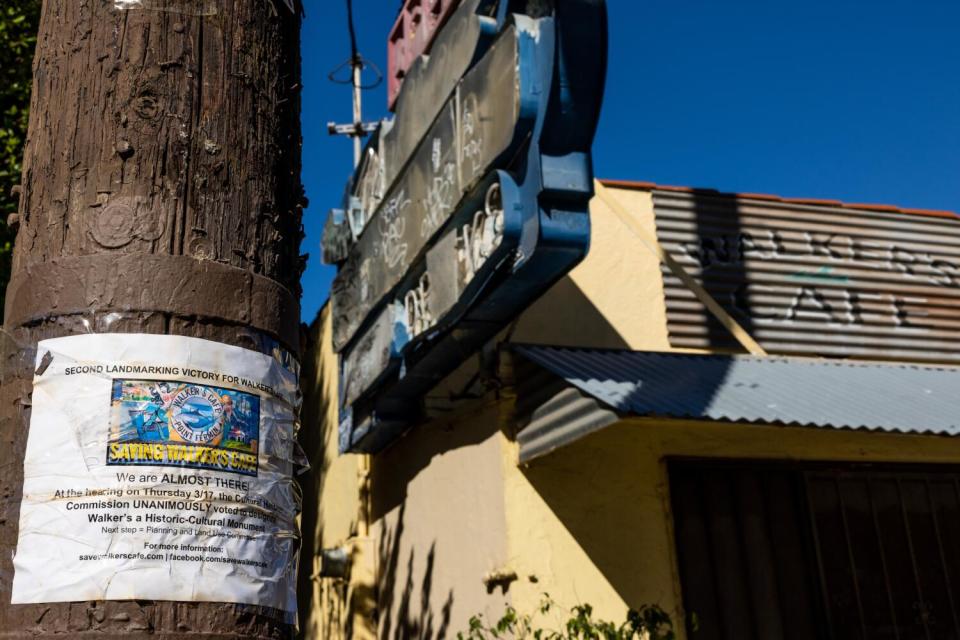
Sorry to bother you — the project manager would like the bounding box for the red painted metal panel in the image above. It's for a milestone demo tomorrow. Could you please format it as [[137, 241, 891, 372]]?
[[388, 0, 462, 110]]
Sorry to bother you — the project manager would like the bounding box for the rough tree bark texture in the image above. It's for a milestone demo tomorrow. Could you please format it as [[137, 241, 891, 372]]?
[[0, 0, 304, 637]]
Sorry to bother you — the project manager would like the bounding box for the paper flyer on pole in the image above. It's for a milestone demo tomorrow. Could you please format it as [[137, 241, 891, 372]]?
[[10, 333, 300, 613]]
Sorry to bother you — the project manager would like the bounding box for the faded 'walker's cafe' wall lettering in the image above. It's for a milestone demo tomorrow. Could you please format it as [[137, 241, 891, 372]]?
[[653, 189, 960, 361]]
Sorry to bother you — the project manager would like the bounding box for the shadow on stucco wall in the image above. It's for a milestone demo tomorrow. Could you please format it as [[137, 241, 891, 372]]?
[[517, 424, 675, 614], [297, 312, 336, 637], [369, 402, 503, 520], [378, 503, 454, 640], [508, 276, 634, 351], [368, 396, 509, 639], [296, 307, 462, 639]]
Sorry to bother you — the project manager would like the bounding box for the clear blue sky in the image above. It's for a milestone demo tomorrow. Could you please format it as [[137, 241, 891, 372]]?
[[299, 0, 960, 324]]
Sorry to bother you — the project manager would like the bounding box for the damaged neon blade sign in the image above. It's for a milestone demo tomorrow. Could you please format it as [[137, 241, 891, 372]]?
[[322, 0, 608, 453]]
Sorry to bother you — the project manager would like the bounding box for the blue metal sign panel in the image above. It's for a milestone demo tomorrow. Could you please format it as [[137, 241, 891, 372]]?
[[323, 0, 608, 453]]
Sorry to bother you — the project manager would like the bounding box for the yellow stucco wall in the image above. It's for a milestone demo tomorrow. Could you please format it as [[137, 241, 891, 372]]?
[[300, 307, 374, 639], [301, 310, 518, 638], [367, 403, 514, 639], [511, 189, 674, 352], [302, 185, 960, 638], [501, 418, 960, 638]]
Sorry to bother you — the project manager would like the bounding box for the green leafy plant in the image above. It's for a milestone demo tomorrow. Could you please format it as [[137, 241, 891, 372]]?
[[0, 0, 41, 316], [457, 596, 676, 640]]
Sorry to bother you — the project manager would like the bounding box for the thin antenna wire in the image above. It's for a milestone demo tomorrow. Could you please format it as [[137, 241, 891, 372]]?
[[327, 0, 383, 168], [346, 0, 360, 62]]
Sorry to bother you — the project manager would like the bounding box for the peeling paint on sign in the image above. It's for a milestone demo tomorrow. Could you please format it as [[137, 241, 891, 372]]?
[[325, 1, 609, 452]]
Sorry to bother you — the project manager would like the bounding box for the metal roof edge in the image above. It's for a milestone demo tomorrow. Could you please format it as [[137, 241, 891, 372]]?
[[516, 386, 620, 464], [511, 343, 960, 374], [597, 179, 959, 221], [510, 345, 960, 449]]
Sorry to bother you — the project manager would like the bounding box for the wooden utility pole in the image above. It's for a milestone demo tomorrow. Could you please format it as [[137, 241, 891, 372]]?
[[0, 0, 303, 637]]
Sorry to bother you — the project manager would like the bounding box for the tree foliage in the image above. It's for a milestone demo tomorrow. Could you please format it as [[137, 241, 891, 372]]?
[[0, 0, 40, 316], [458, 597, 679, 640]]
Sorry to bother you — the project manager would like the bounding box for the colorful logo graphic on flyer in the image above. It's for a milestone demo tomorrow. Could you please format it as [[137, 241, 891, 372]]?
[[107, 380, 260, 476]]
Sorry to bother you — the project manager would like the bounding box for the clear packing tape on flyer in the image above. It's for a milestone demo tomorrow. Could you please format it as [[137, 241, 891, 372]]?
[[111, 0, 297, 16], [111, 0, 218, 15], [0, 326, 307, 622]]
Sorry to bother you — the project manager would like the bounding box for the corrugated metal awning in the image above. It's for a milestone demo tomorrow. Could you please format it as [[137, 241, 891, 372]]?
[[513, 345, 960, 461]]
